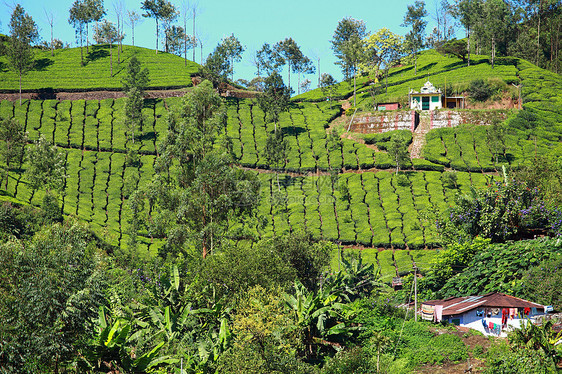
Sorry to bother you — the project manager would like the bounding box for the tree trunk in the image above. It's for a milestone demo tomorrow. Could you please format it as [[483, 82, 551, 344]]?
[[86, 23, 89, 54], [50, 24, 54, 57], [467, 28, 471, 67], [192, 9, 196, 62], [491, 37, 495, 68], [353, 64, 357, 107], [132, 24, 135, 46], [156, 18, 159, 54], [537, 2, 541, 65], [80, 28, 84, 65], [117, 17, 121, 64], [18, 72, 22, 106], [288, 60, 291, 93], [4, 157, 9, 190]]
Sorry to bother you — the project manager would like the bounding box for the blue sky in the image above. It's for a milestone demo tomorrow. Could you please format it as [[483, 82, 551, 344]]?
[[1, 0, 455, 87]]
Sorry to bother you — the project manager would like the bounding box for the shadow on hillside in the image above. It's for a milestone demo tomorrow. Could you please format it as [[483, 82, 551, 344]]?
[[86, 45, 109, 63], [33, 58, 54, 71], [418, 62, 437, 72], [281, 126, 306, 136], [442, 60, 466, 70], [37, 88, 56, 100], [143, 98, 161, 108], [388, 65, 413, 78], [0, 61, 8, 72], [137, 131, 156, 142]]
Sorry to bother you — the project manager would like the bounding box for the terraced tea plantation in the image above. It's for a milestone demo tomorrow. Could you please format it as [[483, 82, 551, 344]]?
[[3, 47, 562, 280], [0, 93, 495, 271]]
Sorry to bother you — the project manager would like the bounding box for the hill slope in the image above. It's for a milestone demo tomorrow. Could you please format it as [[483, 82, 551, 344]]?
[[1, 48, 562, 281], [0, 44, 200, 91]]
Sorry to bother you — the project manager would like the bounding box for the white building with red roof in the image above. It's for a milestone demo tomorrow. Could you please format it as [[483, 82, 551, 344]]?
[[421, 292, 549, 337]]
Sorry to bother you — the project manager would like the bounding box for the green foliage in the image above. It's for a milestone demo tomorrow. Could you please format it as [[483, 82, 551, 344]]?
[[485, 340, 558, 374], [257, 71, 292, 129], [468, 79, 495, 101], [420, 237, 491, 295], [24, 135, 66, 193], [437, 38, 468, 62], [216, 286, 305, 374], [122, 55, 149, 94], [437, 180, 554, 243], [320, 347, 374, 374], [437, 237, 562, 298], [0, 221, 107, 373], [387, 132, 411, 173], [0, 117, 26, 188], [7, 4, 39, 102], [522, 256, 562, 311]]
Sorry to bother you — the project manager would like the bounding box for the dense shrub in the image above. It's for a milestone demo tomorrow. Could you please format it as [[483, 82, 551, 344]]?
[[468, 79, 495, 101]]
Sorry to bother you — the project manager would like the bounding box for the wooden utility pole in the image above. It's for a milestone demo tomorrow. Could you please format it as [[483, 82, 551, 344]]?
[[414, 265, 418, 322]]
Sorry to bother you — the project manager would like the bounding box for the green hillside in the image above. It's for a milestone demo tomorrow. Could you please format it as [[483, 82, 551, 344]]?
[[2, 47, 562, 281], [0, 44, 199, 91]]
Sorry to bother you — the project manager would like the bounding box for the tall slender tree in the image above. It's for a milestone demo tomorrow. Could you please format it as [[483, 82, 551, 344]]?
[[402, 0, 428, 74], [126, 10, 142, 47], [257, 71, 291, 132], [0, 118, 27, 189], [331, 17, 368, 81], [273, 38, 303, 92], [7, 4, 39, 105], [84, 0, 106, 53], [69, 0, 87, 64], [44, 9, 56, 57], [93, 20, 120, 76], [453, 0, 480, 66], [141, 0, 177, 54], [122, 56, 149, 143], [221, 34, 245, 81]]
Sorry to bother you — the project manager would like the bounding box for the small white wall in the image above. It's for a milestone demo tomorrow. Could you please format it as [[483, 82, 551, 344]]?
[[446, 310, 545, 338]]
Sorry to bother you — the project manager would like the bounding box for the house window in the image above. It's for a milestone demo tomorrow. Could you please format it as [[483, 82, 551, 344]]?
[[431, 96, 440, 103]]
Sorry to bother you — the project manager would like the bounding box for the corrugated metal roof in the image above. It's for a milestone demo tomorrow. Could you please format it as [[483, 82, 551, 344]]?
[[422, 292, 545, 316]]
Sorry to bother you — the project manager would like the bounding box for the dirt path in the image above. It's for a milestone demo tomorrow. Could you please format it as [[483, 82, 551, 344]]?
[[409, 111, 431, 158]]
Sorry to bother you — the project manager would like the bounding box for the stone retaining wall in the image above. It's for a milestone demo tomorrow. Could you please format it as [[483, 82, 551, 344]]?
[[348, 110, 418, 133]]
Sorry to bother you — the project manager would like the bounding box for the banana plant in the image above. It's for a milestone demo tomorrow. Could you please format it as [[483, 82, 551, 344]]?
[[283, 279, 359, 358], [80, 306, 177, 373]]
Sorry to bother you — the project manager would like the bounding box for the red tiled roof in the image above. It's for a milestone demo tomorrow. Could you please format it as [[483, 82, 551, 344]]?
[[422, 292, 545, 316]]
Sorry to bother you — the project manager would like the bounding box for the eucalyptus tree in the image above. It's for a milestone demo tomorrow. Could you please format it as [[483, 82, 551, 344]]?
[[85, 0, 106, 53], [484, 0, 511, 68], [126, 10, 142, 46], [165, 25, 187, 56], [69, 0, 87, 64], [273, 38, 303, 92], [255, 42, 279, 77], [122, 56, 149, 143], [257, 71, 291, 132], [452, 0, 480, 66], [93, 19, 120, 76], [7, 4, 39, 105], [294, 55, 315, 95], [221, 34, 245, 81], [149, 80, 260, 259], [401, 0, 428, 74], [24, 135, 66, 194], [141, 0, 177, 53], [331, 17, 368, 81], [0, 118, 27, 189]]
